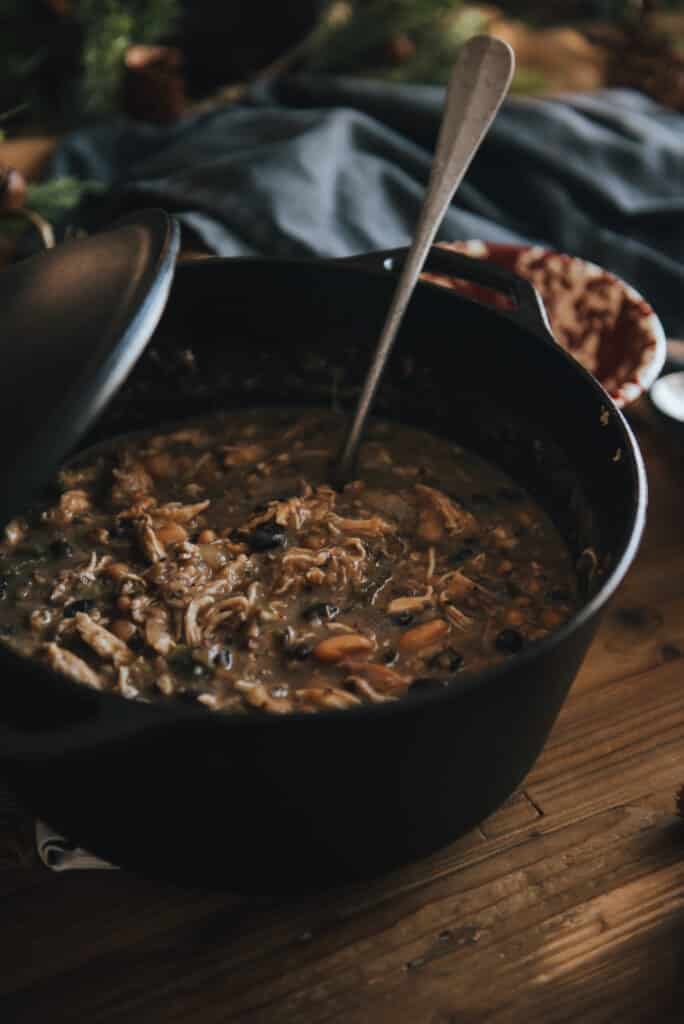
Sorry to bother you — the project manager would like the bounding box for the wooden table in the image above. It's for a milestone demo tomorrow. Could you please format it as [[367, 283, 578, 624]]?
[[0, 396, 682, 1023]]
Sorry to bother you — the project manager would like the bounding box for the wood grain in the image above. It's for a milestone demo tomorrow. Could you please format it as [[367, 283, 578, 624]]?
[[1, 359, 683, 1016], [0, 137, 57, 179]]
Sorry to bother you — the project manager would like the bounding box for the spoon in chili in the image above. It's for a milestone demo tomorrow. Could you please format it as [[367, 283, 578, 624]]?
[[333, 34, 515, 486]]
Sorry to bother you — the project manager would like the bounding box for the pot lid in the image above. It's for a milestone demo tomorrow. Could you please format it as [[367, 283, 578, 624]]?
[[0, 208, 179, 528]]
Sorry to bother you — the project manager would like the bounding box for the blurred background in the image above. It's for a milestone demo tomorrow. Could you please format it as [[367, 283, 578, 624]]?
[[0, 0, 683, 256]]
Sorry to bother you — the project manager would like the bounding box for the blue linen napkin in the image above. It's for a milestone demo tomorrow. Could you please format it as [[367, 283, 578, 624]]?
[[49, 77, 684, 336]]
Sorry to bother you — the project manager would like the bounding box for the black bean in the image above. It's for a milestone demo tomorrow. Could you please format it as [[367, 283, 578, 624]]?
[[449, 546, 474, 566], [495, 628, 524, 654], [63, 598, 96, 618], [176, 690, 201, 705], [390, 610, 414, 627], [247, 521, 287, 552], [497, 487, 524, 503], [213, 647, 233, 670], [169, 648, 195, 674], [128, 632, 144, 653], [302, 602, 339, 623], [50, 539, 74, 559], [548, 588, 570, 603], [110, 519, 131, 539], [288, 643, 312, 661], [430, 648, 463, 672], [382, 649, 397, 664], [16, 544, 47, 561], [0, 622, 17, 636], [408, 678, 445, 695]]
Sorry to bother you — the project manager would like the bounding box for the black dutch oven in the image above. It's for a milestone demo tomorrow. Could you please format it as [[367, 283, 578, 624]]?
[[0, 211, 645, 891]]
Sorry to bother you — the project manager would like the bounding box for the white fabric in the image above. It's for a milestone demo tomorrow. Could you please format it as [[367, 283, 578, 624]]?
[[35, 820, 118, 871]]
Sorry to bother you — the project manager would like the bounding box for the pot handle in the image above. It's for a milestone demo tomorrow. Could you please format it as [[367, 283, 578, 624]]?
[[0, 651, 209, 763], [339, 245, 554, 343]]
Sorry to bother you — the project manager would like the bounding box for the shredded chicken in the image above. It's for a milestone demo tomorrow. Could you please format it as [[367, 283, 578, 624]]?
[[328, 514, 394, 537], [295, 686, 361, 711], [245, 486, 337, 533], [277, 539, 369, 594], [30, 608, 53, 633], [138, 516, 167, 564], [115, 665, 139, 699], [74, 612, 134, 666], [443, 605, 476, 631], [184, 594, 215, 645], [415, 484, 477, 537], [4, 518, 26, 546], [203, 595, 252, 639], [222, 443, 268, 466], [111, 458, 154, 505], [343, 676, 396, 703], [45, 642, 102, 689], [438, 569, 476, 602], [44, 490, 91, 526], [58, 461, 102, 489], [49, 552, 112, 604], [236, 680, 294, 713], [152, 500, 210, 523], [144, 606, 175, 655]]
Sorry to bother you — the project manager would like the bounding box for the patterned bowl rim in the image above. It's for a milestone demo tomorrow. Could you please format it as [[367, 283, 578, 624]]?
[[448, 240, 668, 407]]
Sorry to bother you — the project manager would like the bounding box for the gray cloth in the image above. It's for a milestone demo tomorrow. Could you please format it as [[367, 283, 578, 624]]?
[[49, 77, 684, 335]]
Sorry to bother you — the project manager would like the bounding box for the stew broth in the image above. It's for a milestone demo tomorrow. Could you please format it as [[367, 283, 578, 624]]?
[[0, 409, 578, 713]]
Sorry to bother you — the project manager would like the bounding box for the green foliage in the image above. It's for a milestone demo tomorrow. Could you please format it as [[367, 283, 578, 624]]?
[[78, 2, 135, 113], [0, 177, 104, 245], [303, 1, 454, 74], [385, 6, 490, 83], [494, 1, 682, 26], [25, 177, 105, 219], [77, 0, 180, 112], [0, 0, 180, 121], [300, 2, 529, 87]]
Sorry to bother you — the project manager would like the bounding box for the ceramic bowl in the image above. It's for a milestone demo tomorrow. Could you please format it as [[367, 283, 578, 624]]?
[[424, 241, 667, 408]]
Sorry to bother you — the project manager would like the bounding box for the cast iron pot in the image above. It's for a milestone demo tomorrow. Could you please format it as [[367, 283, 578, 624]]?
[[0, 247, 645, 891]]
